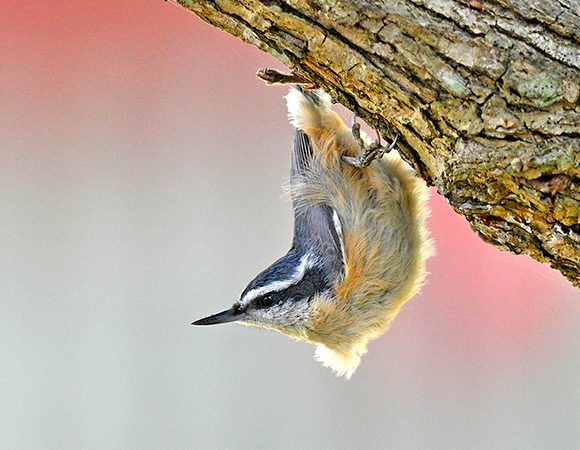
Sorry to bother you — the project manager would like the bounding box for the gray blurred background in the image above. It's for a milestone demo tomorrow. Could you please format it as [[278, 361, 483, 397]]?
[[1, 1, 579, 449]]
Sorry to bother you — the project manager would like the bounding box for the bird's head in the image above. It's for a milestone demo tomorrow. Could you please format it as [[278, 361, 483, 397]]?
[[193, 253, 331, 338]]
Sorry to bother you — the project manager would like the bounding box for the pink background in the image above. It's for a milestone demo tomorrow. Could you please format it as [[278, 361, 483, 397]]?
[[2, 1, 579, 448]]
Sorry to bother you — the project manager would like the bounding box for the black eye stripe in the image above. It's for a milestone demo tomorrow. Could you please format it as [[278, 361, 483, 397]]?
[[252, 267, 330, 310], [255, 292, 278, 309]]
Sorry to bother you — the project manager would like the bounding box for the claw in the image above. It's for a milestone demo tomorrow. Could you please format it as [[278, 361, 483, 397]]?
[[387, 133, 399, 152]]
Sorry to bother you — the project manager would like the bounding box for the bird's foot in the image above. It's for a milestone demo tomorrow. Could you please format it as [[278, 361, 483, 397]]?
[[342, 118, 398, 168]]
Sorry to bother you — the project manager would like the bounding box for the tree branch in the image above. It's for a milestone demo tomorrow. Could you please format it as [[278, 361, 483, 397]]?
[[177, 0, 580, 287]]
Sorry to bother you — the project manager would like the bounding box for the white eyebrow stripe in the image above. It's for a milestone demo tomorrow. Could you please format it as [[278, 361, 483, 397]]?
[[240, 254, 314, 306]]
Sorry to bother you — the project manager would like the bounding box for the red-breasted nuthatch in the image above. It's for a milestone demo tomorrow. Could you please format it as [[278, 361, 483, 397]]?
[[194, 84, 433, 378]]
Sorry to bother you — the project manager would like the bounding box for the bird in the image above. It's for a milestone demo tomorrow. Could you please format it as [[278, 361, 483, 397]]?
[[193, 83, 433, 379]]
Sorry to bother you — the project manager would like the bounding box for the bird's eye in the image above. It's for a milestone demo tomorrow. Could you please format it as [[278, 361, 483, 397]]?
[[256, 294, 275, 309]]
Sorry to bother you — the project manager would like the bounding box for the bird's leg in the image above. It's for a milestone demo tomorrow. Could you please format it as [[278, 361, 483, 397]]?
[[342, 116, 399, 168]]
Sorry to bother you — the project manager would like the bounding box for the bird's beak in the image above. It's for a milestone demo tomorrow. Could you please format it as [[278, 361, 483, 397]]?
[[192, 307, 243, 326]]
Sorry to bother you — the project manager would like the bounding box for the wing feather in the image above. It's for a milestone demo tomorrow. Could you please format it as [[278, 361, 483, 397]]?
[[291, 129, 344, 279]]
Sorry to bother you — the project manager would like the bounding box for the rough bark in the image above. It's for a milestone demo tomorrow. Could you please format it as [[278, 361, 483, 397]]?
[[177, 0, 580, 287]]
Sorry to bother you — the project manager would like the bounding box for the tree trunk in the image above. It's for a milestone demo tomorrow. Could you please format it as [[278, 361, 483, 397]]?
[[177, 0, 580, 287]]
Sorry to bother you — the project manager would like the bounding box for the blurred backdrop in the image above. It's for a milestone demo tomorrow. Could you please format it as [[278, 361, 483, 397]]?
[[1, 1, 579, 449]]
